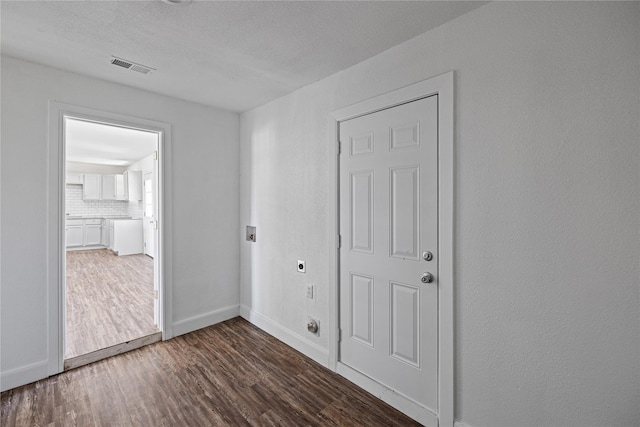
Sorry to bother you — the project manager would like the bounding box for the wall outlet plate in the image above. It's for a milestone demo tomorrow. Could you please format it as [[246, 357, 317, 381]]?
[[297, 260, 305, 273]]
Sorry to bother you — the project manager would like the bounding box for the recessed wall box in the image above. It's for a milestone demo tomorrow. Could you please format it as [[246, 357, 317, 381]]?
[[246, 226, 256, 242]]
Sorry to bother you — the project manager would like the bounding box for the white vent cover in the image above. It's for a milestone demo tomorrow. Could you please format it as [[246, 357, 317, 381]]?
[[110, 56, 155, 75]]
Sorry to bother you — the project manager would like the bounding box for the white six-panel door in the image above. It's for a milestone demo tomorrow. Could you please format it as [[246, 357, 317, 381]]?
[[339, 95, 439, 413]]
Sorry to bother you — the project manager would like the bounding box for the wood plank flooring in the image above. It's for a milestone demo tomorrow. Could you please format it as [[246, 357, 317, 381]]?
[[66, 249, 159, 359], [1, 318, 421, 426]]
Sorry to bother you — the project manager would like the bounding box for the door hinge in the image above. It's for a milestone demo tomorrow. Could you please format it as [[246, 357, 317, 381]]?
[[154, 219, 158, 230], [153, 151, 158, 161], [338, 329, 342, 342], [154, 290, 158, 300], [337, 234, 342, 248], [337, 140, 341, 155]]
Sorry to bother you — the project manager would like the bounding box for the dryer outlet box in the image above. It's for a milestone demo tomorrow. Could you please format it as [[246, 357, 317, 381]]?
[[246, 226, 256, 242]]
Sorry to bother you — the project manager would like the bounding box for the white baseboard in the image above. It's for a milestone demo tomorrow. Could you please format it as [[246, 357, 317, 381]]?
[[172, 304, 239, 337], [240, 305, 329, 368], [1, 359, 49, 392], [337, 362, 438, 427], [454, 421, 475, 427]]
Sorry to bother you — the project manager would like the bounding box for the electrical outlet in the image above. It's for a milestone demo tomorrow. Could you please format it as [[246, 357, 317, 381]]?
[[306, 284, 314, 299], [297, 260, 306, 273]]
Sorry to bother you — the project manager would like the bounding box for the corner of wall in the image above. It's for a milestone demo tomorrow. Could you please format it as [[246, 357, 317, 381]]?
[[239, 305, 330, 368], [0, 360, 49, 392], [171, 304, 240, 337]]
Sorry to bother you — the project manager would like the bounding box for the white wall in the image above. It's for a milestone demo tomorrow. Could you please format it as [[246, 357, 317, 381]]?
[[1, 56, 240, 390], [240, 2, 639, 426], [127, 154, 155, 219]]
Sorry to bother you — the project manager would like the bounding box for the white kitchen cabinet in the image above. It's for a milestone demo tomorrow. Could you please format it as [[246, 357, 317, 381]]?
[[102, 174, 127, 200], [83, 174, 101, 200], [101, 219, 110, 247], [110, 219, 143, 256], [66, 218, 104, 248], [66, 173, 83, 184], [109, 222, 115, 250], [66, 219, 84, 247], [84, 219, 102, 246], [124, 170, 142, 201]]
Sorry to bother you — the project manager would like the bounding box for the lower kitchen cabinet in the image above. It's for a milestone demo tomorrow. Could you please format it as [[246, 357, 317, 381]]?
[[84, 219, 102, 246], [101, 219, 110, 247], [66, 220, 84, 247], [110, 219, 143, 256], [66, 218, 103, 248]]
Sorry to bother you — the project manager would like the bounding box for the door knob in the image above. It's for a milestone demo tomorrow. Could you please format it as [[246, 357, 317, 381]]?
[[421, 272, 433, 284]]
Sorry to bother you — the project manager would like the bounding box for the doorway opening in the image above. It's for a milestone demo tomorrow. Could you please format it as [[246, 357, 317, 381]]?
[[62, 116, 162, 369]]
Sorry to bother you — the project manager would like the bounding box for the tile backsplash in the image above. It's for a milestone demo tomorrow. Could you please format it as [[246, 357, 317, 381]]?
[[66, 184, 142, 218]]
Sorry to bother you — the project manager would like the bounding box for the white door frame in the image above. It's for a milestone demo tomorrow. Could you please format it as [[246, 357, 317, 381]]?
[[328, 72, 454, 426], [47, 102, 173, 375]]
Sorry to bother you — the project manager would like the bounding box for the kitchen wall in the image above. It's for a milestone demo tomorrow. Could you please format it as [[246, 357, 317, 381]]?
[[240, 2, 639, 426], [65, 185, 130, 217], [1, 56, 240, 390], [127, 154, 155, 219]]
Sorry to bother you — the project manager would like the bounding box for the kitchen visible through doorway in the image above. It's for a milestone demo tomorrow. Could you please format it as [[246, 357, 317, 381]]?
[[63, 117, 162, 367]]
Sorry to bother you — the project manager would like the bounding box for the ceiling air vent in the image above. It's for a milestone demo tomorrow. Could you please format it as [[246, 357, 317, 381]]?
[[110, 56, 155, 75]]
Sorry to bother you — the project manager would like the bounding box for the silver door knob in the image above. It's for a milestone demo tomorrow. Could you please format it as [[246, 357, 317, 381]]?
[[421, 272, 433, 283]]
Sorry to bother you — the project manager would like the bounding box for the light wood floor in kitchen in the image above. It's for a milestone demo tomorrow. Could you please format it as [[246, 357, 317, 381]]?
[[65, 249, 159, 359], [1, 318, 421, 426]]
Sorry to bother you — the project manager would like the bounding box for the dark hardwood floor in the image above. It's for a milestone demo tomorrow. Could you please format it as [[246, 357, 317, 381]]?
[[1, 317, 421, 426], [66, 249, 159, 358]]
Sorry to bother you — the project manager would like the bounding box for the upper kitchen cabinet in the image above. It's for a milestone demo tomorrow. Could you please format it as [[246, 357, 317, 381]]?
[[66, 172, 83, 185], [83, 174, 101, 200], [102, 174, 127, 200], [124, 170, 142, 201]]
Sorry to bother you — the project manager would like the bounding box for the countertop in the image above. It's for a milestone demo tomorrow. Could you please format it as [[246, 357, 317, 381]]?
[[65, 215, 139, 220]]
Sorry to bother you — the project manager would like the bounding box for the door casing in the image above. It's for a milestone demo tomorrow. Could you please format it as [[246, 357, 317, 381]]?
[[47, 102, 173, 375], [328, 72, 454, 426]]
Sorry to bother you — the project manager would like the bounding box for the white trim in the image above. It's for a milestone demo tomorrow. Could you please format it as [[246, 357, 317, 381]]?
[[0, 360, 49, 392], [329, 72, 455, 426], [47, 102, 173, 378], [172, 305, 240, 337], [337, 362, 438, 426], [454, 421, 475, 427], [240, 305, 330, 368]]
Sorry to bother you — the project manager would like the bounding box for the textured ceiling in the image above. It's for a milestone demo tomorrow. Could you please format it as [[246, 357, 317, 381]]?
[[1, 1, 485, 113]]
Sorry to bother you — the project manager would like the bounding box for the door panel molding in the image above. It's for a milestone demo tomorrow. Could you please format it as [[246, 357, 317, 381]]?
[[328, 72, 454, 426]]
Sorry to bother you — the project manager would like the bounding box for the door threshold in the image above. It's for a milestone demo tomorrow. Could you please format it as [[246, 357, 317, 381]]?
[[64, 332, 162, 371]]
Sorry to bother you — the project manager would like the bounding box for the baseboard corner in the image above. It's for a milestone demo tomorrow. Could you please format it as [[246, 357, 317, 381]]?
[[1, 360, 49, 392], [172, 304, 240, 337], [240, 306, 329, 368]]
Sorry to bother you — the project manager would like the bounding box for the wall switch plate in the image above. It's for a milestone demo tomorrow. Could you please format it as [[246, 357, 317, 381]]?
[[297, 260, 306, 273], [306, 284, 314, 299]]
